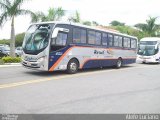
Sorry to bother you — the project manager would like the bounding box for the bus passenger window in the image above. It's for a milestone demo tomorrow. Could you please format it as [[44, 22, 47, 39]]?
[[114, 36, 119, 47], [95, 32, 101, 45], [81, 29, 87, 43], [73, 28, 81, 43], [73, 28, 86, 44], [108, 34, 113, 46], [102, 33, 108, 46], [56, 32, 67, 46], [123, 37, 131, 48], [131, 39, 136, 48], [88, 31, 96, 44], [118, 37, 123, 47]]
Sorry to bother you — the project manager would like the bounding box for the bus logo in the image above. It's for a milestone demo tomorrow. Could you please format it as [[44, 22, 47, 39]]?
[[94, 50, 105, 54]]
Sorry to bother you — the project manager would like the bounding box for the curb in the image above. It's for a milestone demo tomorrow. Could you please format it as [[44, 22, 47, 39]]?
[[0, 63, 21, 68]]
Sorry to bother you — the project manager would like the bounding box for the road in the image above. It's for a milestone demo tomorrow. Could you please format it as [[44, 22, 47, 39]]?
[[0, 63, 160, 113]]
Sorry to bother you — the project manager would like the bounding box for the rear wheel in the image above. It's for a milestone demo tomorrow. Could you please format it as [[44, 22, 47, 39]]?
[[116, 58, 122, 68], [67, 59, 79, 74]]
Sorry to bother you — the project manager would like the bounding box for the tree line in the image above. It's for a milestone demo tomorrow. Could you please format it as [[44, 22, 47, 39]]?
[[0, 0, 160, 57]]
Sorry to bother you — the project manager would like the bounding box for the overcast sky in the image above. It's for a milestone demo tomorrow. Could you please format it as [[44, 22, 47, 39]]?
[[0, 0, 160, 39]]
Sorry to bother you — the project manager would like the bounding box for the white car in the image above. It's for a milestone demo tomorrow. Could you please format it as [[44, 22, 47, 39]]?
[[0, 45, 10, 55], [15, 47, 22, 56]]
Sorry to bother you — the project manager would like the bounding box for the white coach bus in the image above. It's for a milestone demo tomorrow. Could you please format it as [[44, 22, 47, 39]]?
[[137, 37, 160, 63], [21, 21, 137, 73]]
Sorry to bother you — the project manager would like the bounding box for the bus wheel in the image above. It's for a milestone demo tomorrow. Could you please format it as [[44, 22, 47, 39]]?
[[67, 59, 79, 74], [116, 58, 122, 68]]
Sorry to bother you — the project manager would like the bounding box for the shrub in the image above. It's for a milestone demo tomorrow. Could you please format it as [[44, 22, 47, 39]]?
[[2, 56, 21, 63]]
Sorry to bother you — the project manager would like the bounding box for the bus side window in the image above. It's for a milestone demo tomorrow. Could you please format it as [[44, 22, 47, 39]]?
[[108, 34, 113, 47], [88, 31, 96, 45], [118, 36, 123, 47], [50, 32, 68, 51], [73, 28, 86, 44], [123, 37, 131, 48], [95, 32, 101, 45], [131, 39, 137, 48], [102, 33, 108, 46], [56, 32, 68, 46], [114, 35, 119, 47]]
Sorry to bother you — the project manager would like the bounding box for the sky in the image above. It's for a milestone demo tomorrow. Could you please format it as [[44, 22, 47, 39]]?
[[0, 0, 160, 39]]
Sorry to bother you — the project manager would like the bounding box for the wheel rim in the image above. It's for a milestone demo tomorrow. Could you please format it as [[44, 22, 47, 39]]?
[[70, 62, 77, 72], [117, 60, 122, 67]]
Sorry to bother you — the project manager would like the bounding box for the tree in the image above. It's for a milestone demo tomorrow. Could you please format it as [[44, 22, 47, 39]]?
[[31, 7, 65, 22], [15, 32, 25, 47], [134, 16, 159, 36], [0, 0, 35, 57], [92, 21, 99, 26], [83, 21, 91, 26], [68, 10, 81, 23], [110, 20, 125, 26], [108, 25, 149, 40]]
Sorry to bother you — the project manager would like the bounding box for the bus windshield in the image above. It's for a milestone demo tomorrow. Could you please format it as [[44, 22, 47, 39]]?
[[22, 24, 52, 53], [137, 45, 158, 56], [139, 41, 157, 45]]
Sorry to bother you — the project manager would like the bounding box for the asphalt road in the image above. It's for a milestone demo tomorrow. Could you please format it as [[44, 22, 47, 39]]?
[[0, 63, 160, 113]]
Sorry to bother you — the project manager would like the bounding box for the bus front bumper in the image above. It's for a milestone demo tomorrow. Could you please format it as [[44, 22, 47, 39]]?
[[137, 56, 160, 63], [21, 60, 47, 71]]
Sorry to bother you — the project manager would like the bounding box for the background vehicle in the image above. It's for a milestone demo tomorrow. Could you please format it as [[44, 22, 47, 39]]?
[[0, 52, 7, 57], [15, 47, 22, 56], [137, 37, 160, 63], [0, 45, 10, 56], [22, 21, 137, 73]]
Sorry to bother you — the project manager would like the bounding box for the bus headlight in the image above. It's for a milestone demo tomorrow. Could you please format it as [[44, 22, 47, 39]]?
[[37, 57, 45, 63]]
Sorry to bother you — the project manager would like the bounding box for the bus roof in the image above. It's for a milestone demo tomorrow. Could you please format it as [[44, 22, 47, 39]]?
[[31, 21, 138, 39], [140, 37, 160, 42]]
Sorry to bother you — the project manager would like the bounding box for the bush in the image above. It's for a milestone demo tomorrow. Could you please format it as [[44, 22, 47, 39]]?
[[2, 56, 21, 63]]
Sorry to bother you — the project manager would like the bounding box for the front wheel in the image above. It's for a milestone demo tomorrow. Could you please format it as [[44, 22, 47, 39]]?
[[116, 58, 122, 68], [67, 59, 79, 74]]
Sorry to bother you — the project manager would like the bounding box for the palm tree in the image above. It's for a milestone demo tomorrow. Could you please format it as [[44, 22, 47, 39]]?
[[0, 0, 35, 57], [68, 10, 81, 23], [135, 16, 159, 36], [31, 7, 65, 22]]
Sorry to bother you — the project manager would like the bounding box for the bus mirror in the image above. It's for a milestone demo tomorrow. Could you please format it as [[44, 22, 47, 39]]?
[[51, 27, 69, 38], [51, 28, 59, 38]]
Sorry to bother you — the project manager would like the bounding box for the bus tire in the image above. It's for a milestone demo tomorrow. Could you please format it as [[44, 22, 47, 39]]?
[[116, 58, 122, 68], [67, 59, 79, 74]]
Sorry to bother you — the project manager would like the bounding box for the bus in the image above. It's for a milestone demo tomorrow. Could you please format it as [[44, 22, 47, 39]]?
[[137, 37, 160, 63], [21, 21, 137, 74]]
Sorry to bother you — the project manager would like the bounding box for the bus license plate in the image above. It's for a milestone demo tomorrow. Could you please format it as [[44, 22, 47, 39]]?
[[143, 59, 146, 62], [27, 62, 31, 66]]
